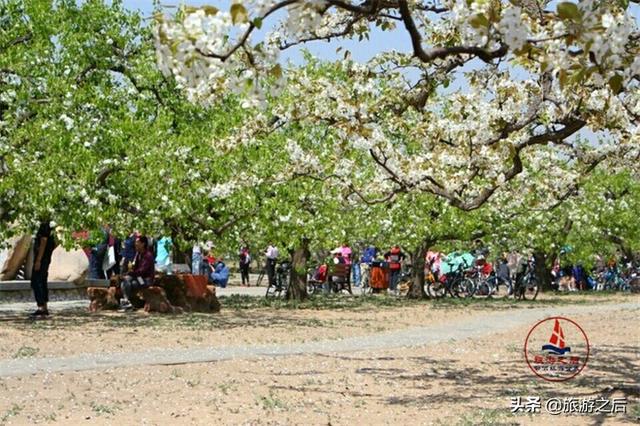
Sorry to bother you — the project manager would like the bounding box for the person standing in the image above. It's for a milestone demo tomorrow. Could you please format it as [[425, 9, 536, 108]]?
[[265, 242, 279, 287], [339, 242, 352, 265], [30, 220, 57, 318], [192, 244, 203, 276], [384, 245, 406, 295], [89, 224, 110, 279], [155, 236, 173, 274], [239, 245, 251, 286]]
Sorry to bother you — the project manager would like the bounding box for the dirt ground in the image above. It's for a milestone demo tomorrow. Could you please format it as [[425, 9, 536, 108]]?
[[0, 292, 638, 425]]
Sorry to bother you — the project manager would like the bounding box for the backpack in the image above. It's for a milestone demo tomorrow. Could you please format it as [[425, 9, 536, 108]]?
[[388, 248, 402, 270], [362, 247, 377, 264]]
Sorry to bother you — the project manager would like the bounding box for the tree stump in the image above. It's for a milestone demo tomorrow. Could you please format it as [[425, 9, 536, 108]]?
[[88, 274, 221, 313], [87, 287, 120, 312]]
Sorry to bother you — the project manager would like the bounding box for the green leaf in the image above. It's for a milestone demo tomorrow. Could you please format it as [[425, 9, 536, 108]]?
[[608, 74, 623, 94], [270, 64, 283, 79], [202, 5, 219, 16], [469, 13, 489, 29], [558, 69, 568, 88], [253, 17, 263, 29], [557, 2, 581, 21], [230, 4, 248, 24]]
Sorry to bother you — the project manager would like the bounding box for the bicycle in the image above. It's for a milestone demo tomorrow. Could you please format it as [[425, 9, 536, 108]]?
[[265, 261, 291, 298], [513, 257, 539, 300], [359, 263, 372, 295], [428, 260, 473, 298], [256, 269, 265, 287], [396, 265, 413, 296], [597, 267, 631, 292]]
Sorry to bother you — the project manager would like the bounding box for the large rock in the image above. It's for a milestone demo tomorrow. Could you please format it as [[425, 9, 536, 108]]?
[[0, 235, 31, 281], [23, 241, 34, 280], [48, 247, 89, 284]]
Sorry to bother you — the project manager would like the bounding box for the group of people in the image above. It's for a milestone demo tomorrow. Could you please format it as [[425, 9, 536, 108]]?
[[551, 251, 638, 291], [27, 222, 161, 315], [27, 220, 636, 317], [310, 243, 408, 294]]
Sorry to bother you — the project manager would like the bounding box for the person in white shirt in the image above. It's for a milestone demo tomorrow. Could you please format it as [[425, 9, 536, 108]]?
[[265, 243, 279, 287], [192, 244, 203, 275]]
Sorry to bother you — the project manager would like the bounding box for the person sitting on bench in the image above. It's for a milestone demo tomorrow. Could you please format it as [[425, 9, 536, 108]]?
[[119, 236, 154, 310]]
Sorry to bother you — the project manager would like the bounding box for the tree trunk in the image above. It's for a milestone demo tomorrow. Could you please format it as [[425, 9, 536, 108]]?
[[607, 234, 634, 262], [287, 238, 310, 301], [407, 239, 432, 299], [534, 251, 553, 292]]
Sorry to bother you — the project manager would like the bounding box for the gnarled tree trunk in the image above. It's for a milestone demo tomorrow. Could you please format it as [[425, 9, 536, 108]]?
[[407, 239, 432, 299], [287, 237, 310, 301], [534, 251, 553, 292]]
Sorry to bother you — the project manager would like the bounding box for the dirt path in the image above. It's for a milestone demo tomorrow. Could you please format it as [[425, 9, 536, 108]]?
[[1, 301, 636, 378]]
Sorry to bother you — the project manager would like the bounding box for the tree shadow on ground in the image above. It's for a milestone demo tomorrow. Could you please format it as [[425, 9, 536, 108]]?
[[0, 306, 348, 332], [269, 347, 639, 424]]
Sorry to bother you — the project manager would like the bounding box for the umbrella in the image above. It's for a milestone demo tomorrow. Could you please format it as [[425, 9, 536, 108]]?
[[440, 251, 475, 274]]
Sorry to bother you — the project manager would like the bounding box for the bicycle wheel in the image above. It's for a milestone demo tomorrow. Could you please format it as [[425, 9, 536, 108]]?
[[493, 277, 512, 298], [426, 280, 446, 298], [618, 278, 630, 292], [265, 283, 277, 298], [521, 275, 539, 300], [460, 278, 476, 298], [280, 274, 290, 297], [397, 278, 412, 297], [447, 278, 462, 298], [307, 282, 316, 295]]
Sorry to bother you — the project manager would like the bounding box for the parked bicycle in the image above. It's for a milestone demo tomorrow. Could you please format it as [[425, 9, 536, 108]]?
[[359, 263, 372, 295], [427, 260, 474, 298], [265, 261, 291, 298], [595, 266, 632, 292]]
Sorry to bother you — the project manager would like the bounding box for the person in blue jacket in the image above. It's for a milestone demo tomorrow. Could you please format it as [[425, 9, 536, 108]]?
[[209, 258, 230, 288]]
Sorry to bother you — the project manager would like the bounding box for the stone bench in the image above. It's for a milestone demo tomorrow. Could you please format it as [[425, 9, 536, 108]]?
[[0, 279, 109, 303]]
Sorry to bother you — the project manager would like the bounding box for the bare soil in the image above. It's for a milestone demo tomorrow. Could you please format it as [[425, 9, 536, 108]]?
[[0, 292, 637, 425]]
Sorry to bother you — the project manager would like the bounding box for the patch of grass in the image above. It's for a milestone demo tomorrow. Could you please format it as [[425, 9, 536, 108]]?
[[220, 294, 431, 311], [456, 408, 517, 426], [353, 399, 367, 408], [41, 413, 57, 422], [12, 346, 39, 358], [550, 290, 623, 297], [219, 291, 615, 312], [90, 401, 117, 416], [504, 343, 520, 353], [1, 404, 23, 423], [301, 378, 318, 386], [257, 392, 288, 411], [629, 403, 640, 421], [217, 382, 237, 395]]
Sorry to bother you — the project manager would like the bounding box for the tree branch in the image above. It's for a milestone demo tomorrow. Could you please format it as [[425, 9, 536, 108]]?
[[398, 0, 507, 63]]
